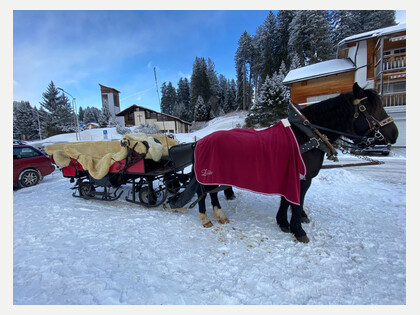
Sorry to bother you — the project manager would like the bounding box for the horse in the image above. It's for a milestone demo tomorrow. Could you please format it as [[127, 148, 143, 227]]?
[[189, 82, 399, 243]]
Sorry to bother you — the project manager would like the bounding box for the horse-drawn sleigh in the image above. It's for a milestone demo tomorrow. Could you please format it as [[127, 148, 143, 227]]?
[[46, 83, 398, 243]]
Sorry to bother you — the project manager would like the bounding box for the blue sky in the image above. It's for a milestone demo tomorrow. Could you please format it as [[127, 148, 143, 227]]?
[[13, 10, 271, 113], [13, 10, 406, 113]]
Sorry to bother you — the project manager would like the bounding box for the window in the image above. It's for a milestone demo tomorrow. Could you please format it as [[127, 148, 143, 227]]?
[[382, 81, 406, 94], [384, 48, 406, 55], [113, 94, 120, 108], [13, 147, 42, 159], [306, 93, 339, 105]]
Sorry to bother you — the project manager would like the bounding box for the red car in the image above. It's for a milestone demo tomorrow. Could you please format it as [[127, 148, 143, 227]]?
[[13, 144, 56, 188]]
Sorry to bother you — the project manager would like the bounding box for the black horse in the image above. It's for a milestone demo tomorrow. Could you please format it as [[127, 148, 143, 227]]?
[[179, 83, 398, 243]]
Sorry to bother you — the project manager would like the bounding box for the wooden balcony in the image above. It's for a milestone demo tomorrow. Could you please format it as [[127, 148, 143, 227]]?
[[382, 92, 406, 107], [382, 53, 406, 71]]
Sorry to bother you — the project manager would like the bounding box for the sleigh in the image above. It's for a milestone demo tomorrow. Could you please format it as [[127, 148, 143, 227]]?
[[45, 133, 195, 208]]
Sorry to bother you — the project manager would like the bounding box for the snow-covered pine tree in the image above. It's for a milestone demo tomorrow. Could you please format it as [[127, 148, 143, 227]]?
[[275, 10, 294, 70], [306, 10, 335, 64], [194, 96, 210, 122], [245, 69, 289, 128], [83, 107, 97, 125], [98, 103, 111, 127], [256, 11, 279, 85], [57, 93, 75, 132], [13, 101, 40, 140]]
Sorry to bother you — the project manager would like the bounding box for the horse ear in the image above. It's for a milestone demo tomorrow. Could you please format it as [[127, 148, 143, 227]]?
[[352, 82, 365, 99]]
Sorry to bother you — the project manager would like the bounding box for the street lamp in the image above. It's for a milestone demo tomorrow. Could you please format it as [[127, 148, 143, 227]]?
[[57, 87, 80, 141]]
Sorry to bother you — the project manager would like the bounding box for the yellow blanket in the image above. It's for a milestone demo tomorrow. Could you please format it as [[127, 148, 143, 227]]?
[[45, 133, 178, 180]]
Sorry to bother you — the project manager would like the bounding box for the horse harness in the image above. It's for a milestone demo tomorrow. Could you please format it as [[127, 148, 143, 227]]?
[[352, 97, 394, 145], [288, 97, 395, 162]]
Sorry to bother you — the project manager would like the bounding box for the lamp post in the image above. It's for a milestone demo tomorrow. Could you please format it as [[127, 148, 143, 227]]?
[[57, 87, 80, 141]]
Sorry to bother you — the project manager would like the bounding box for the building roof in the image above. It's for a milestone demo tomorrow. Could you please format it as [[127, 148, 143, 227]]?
[[99, 84, 120, 94], [338, 23, 406, 46], [283, 58, 356, 85], [116, 104, 192, 125]]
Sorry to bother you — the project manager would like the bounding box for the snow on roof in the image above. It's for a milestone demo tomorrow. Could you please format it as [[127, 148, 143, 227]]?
[[283, 58, 355, 84], [338, 23, 406, 46]]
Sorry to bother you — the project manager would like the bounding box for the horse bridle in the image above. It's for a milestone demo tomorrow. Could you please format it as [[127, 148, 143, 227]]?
[[352, 97, 395, 144]]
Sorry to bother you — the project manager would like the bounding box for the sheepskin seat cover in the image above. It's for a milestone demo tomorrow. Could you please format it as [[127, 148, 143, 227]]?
[[45, 133, 178, 180]]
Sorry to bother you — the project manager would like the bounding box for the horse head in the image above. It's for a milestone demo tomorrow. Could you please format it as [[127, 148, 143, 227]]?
[[351, 82, 399, 145]]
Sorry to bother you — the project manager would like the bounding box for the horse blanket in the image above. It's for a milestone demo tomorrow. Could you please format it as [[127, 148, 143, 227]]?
[[194, 119, 306, 205]]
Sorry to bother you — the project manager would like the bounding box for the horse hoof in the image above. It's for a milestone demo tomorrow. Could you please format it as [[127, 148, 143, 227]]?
[[213, 207, 229, 224], [203, 221, 213, 228], [226, 195, 236, 201], [279, 225, 291, 233], [219, 218, 230, 224], [296, 235, 310, 243], [301, 217, 310, 224]]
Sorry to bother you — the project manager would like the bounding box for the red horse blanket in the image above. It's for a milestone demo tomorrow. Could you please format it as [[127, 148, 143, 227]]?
[[194, 119, 306, 205]]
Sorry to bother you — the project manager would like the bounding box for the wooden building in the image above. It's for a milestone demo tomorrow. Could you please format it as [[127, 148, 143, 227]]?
[[116, 105, 192, 134], [283, 23, 406, 146]]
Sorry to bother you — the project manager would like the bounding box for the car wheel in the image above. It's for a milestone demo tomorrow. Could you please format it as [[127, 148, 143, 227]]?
[[18, 169, 40, 187]]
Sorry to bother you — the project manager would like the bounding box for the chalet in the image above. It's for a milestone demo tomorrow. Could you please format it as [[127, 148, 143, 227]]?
[[283, 23, 406, 146], [116, 104, 192, 134], [85, 122, 100, 129]]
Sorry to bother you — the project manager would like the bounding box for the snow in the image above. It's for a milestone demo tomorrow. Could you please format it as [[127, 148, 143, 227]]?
[[13, 113, 407, 306], [338, 23, 406, 46], [282, 59, 356, 84]]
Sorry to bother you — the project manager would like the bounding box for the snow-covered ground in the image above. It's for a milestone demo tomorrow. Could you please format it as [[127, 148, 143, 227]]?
[[13, 113, 407, 305]]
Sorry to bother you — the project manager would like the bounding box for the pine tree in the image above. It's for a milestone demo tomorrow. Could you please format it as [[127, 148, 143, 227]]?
[[306, 10, 335, 64], [78, 106, 85, 124], [190, 57, 211, 106], [39, 81, 75, 137], [224, 79, 238, 113], [256, 11, 279, 84], [194, 96, 210, 121], [160, 82, 177, 115], [99, 103, 111, 127], [176, 78, 191, 121], [246, 70, 289, 127], [235, 31, 254, 110], [275, 10, 294, 70], [13, 101, 40, 140], [83, 107, 97, 125]]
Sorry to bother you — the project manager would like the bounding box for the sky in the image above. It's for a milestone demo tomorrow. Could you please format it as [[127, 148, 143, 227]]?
[[13, 9, 406, 114], [13, 10, 271, 113]]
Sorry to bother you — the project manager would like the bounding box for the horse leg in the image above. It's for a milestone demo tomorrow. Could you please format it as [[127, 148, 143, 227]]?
[[210, 191, 230, 224], [300, 178, 312, 223], [224, 187, 236, 200], [289, 179, 312, 243], [276, 196, 291, 233], [197, 185, 213, 228]]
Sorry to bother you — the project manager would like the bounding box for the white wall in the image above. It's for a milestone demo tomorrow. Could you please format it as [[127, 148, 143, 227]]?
[[385, 106, 406, 147]]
